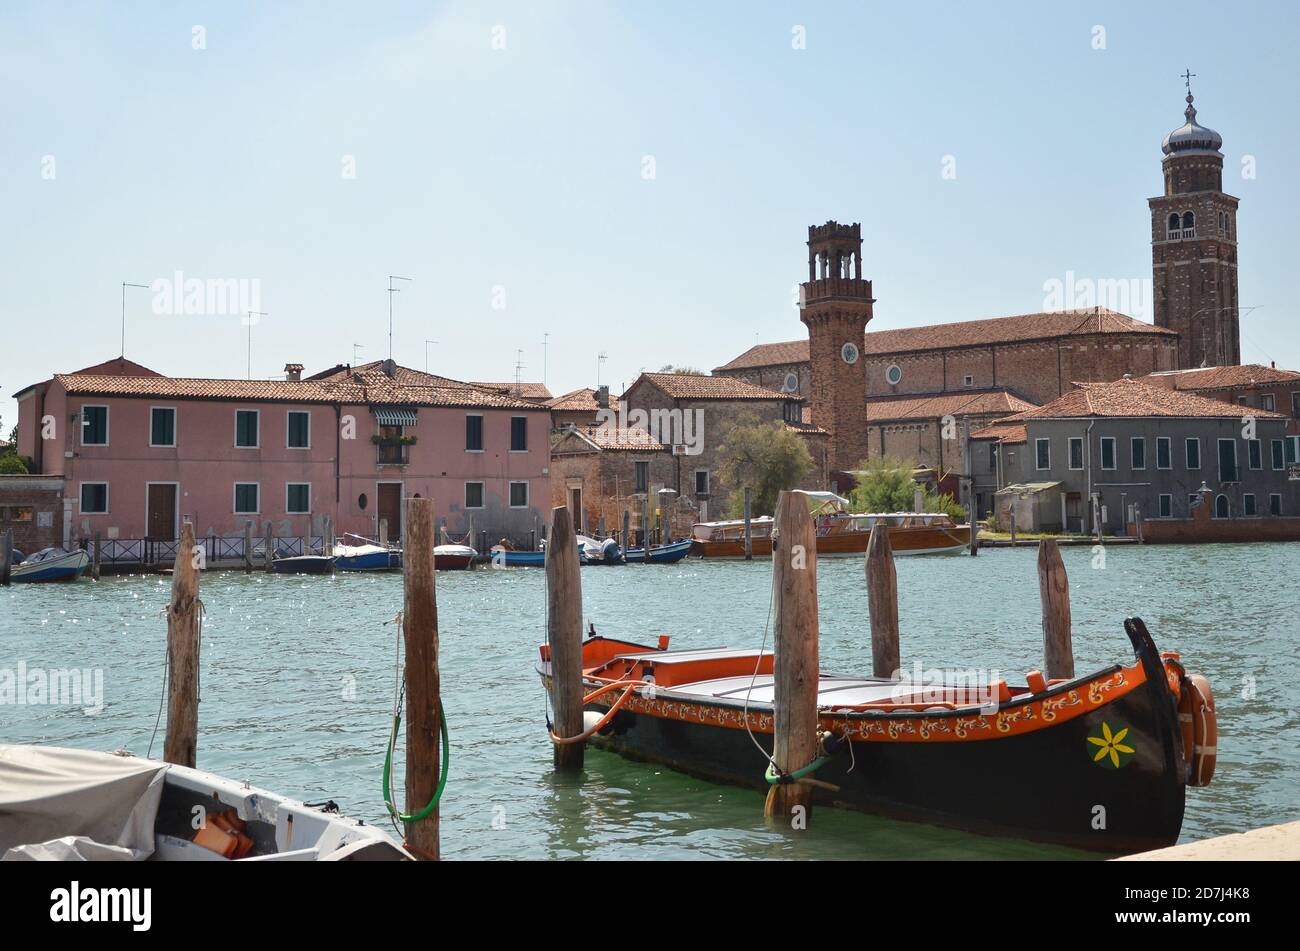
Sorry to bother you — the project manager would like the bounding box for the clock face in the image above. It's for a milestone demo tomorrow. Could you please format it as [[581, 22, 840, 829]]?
[[840, 342, 859, 365]]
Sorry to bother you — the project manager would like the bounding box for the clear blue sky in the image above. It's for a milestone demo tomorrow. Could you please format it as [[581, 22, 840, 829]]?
[[3, 1, 1297, 433]]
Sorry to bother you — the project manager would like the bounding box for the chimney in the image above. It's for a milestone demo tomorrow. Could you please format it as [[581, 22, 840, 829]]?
[[284, 363, 304, 382], [596, 385, 609, 409], [382, 358, 397, 379]]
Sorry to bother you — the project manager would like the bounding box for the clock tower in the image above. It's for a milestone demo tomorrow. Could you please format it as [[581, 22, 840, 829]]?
[[800, 220, 875, 471]]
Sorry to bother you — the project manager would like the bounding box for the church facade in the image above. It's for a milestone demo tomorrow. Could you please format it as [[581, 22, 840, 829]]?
[[714, 85, 1241, 482]]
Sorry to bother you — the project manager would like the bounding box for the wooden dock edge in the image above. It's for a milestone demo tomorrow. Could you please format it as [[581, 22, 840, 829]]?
[[1114, 819, 1300, 861]]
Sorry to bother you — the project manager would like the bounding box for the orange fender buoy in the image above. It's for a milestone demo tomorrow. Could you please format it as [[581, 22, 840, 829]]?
[[1178, 673, 1216, 787]]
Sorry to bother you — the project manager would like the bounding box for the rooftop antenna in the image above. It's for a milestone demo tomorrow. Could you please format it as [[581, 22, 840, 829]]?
[[120, 282, 149, 358], [514, 349, 526, 395], [543, 332, 550, 386], [352, 343, 364, 366], [387, 275, 412, 360], [424, 339, 439, 374], [245, 311, 268, 380], [597, 351, 608, 386]]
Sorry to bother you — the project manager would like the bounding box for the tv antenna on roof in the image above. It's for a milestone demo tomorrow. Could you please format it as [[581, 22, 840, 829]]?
[[120, 282, 149, 358], [387, 275, 412, 360]]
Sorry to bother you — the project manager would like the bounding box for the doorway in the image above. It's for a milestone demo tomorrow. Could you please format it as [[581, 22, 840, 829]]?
[[146, 483, 178, 540], [377, 482, 403, 541]]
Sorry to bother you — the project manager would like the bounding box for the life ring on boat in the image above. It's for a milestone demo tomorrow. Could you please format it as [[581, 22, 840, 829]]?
[[1178, 673, 1216, 787]]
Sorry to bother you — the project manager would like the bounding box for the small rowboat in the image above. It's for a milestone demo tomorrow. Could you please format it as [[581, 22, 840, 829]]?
[[433, 544, 476, 570], [536, 618, 1216, 854], [272, 554, 336, 574], [10, 548, 90, 583], [0, 744, 408, 861], [622, 538, 693, 564], [490, 547, 546, 568]]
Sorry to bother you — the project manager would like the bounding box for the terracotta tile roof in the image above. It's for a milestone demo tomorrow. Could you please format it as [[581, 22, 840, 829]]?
[[553, 424, 665, 451], [51, 369, 546, 410], [309, 360, 473, 388], [969, 423, 1028, 444], [546, 387, 600, 411], [1138, 364, 1300, 392], [471, 382, 553, 400], [70, 357, 163, 377], [865, 389, 1037, 423], [715, 309, 1174, 370], [632, 372, 798, 401], [1010, 378, 1288, 420]]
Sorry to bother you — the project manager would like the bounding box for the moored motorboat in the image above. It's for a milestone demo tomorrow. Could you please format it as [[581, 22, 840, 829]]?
[[536, 618, 1215, 854], [490, 547, 547, 567], [0, 744, 408, 861], [691, 499, 971, 558], [577, 534, 624, 565], [272, 554, 336, 574], [623, 538, 694, 564], [334, 541, 402, 572], [433, 544, 476, 570], [10, 548, 90, 583]]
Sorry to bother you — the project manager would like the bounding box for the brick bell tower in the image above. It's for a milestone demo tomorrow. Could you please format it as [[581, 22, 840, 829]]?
[[1149, 74, 1241, 368], [799, 220, 875, 471]]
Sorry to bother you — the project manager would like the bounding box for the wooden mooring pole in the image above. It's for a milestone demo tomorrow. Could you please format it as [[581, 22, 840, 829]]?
[[546, 506, 585, 771], [263, 522, 273, 572], [866, 522, 900, 679], [743, 487, 753, 561], [91, 531, 101, 580], [243, 522, 253, 573], [1037, 539, 1075, 679], [402, 497, 441, 860], [0, 528, 13, 586], [164, 522, 201, 767], [622, 509, 630, 550], [640, 497, 650, 563], [764, 490, 820, 826]]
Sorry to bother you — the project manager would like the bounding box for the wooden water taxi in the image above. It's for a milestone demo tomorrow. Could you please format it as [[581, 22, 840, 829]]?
[[536, 617, 1216, 854], [691, 511, 970, 558]]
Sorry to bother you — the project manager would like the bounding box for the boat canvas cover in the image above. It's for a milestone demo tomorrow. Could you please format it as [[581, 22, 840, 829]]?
[[0, 745, 167, 861]]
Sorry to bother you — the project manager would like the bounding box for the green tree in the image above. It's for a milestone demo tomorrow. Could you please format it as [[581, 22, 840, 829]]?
[[716, 414, 813, 517], [657, 364, 706, 375], [0, 454, 28, 474], [849, 456, 966, 519]]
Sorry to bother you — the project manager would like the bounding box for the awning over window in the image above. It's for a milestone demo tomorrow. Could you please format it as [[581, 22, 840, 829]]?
[[372, 407, 418, 426]]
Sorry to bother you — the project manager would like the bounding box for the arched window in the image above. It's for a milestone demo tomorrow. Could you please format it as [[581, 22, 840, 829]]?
[[1182, 211, 1195, 231], [1168, 213, 1180, 233], [1214, 494, 1230, 518]]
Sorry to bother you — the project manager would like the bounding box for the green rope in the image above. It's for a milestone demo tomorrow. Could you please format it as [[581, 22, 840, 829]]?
[[382, 699, 450, 823], [765, 754, 829, 785]]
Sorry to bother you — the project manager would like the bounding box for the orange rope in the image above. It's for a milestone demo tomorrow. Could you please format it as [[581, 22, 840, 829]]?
[[550, 681, 643, 746]]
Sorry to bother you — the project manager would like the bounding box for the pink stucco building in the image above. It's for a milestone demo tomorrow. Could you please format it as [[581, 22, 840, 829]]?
[[13, 357, 551, 548]]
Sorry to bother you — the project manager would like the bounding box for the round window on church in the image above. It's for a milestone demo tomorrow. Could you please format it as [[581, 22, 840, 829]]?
[[840, 342, 859, 365], [886, 364, 903, 386], [783, 372, 799, 393]]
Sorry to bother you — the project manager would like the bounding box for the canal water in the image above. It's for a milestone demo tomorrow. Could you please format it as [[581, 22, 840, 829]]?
[[2, 543, 1296, 859]]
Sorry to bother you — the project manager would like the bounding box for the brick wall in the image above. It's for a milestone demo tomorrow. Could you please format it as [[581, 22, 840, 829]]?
[[0, 476, 65, 554]]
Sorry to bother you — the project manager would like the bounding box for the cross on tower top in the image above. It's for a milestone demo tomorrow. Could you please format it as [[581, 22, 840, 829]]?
[[1181, 68, 1196, 95]]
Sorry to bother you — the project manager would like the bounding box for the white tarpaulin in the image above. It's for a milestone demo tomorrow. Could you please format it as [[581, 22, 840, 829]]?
[[0, 744, 167, 861]]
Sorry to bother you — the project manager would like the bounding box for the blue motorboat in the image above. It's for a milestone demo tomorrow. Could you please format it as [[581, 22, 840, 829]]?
[[622, 539, 693, 564], [333, 542, 402, 572], [11, 548, 90, 583]]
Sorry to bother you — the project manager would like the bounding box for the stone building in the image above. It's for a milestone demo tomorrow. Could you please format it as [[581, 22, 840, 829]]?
[[548, 425, 677, 541], [619, 372, 828, 518], [968, 378, 1298, 537], [0, 475, 66, 553]]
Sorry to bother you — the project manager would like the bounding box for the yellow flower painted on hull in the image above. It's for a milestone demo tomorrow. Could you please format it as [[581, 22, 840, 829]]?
[[1087, 721, 1135, 769]]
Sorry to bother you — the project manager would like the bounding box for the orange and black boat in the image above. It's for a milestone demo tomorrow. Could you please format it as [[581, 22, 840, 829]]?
[[537, 618, 1215, 853]]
